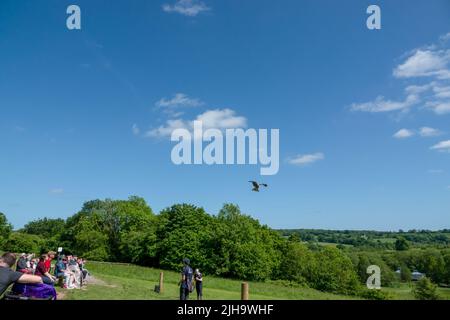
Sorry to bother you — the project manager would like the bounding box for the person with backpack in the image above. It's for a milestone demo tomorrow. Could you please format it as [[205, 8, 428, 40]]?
[[179, 258, 193, 300]]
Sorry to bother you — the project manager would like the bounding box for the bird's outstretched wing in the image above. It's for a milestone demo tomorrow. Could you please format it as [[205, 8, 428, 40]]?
[[249, 181, 259, 188]]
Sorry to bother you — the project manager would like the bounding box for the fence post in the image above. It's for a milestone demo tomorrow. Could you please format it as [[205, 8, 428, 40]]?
[[241, 282, 249, 300], [159, 272, 164, 294]]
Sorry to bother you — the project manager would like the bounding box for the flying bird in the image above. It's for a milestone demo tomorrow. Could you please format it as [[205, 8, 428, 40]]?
[[249, 181, 268, 192]]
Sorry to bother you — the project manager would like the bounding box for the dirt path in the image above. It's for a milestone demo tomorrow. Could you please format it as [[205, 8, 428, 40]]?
[[87, 275, 108, 286]]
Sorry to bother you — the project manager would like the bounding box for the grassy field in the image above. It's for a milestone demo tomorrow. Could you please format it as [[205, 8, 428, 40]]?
[[60, 262, 357, 300], [60, 262, 450, 300], [383, 283, 450, 300]]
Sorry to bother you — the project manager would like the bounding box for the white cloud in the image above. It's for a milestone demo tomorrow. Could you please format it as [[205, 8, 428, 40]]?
[[145, 119, 189, 138], [405, 83, 435, 95], [195, 109, 247, 129], [430, 140, 450, 152], [351, 94, 418, 113], [132, 124, 140, 135], [351, 34, 450, 117], [433, 85, 450, 98], [288, 153, 325, 166], [428, 169, 444, 174], [425, 101, 450, 115], [419, 127, 441, 137], [145, 108, 247, 138], [156, 93, 204, 109], [49, 188, 64, 195], [393, 49, 450, 80], [440, 33, 450, 42], [393, 129, 415, 139], [162, 0, 210, 17]]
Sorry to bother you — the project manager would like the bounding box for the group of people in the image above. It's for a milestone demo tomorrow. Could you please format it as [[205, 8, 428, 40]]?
[[54, 254, 88, 289], [0, 252, 44, 297], [2, 251, 206, 301], [0, 250, 90, 299], [179, 258, 203, 300], [16, 251, 88, 289]]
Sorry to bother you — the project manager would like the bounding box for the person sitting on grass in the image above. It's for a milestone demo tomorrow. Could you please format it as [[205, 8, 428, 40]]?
[[34, 254, 57, 285], [0, 253, 43, 297]]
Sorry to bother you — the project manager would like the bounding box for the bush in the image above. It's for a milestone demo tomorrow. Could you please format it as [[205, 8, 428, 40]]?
[[310, 247, 360, 295], [359, 289, 393, 300], [3, 232, 45, 254], [395, 237, 410, 251], [278, 242, 314, 285], [0, 212, 12, 247], [412, 277, 440, 300]]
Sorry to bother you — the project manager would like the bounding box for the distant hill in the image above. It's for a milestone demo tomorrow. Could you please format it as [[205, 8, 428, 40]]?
[[276, 229, 450, 248]]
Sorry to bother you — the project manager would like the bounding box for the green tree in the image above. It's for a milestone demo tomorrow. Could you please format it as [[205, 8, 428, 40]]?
[[22, 218, 65, 238], [412, 277, 440, 300], [400, 265, 412, 282], [3, 232, 44, 254], [0, 212, 13, 246], [73, 213, 110, 260], [287, 233, 301, 243], [62, 196, 156, 262], [443, 251, 450, 285], [156, 204, 215, 271], [395, 237, 410, 251], [21, 217, 66, 253], [353, 252, 397, 287], [213, 204, 282, 281], [311, 247, 360, 295], [278, 242, 315, 285]]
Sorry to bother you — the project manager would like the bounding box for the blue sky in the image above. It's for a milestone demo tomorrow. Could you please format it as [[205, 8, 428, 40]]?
[[1, 0, 449, 230]]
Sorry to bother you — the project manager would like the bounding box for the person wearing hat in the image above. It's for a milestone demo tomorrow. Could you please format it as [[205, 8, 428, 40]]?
[[179, 258, 193, 300], [16, 253, 30, 274]]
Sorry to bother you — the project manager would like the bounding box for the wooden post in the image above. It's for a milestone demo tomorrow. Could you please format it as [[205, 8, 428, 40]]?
[[241, 282, 249, 300], [159, 272, 164, 294]]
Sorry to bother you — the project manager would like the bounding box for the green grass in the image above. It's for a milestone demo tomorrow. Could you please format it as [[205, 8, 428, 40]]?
[[60, 262, 358, 300], [316, 242, 353, 248], [60, 262, 450, 300], [382, 283, 450, 300]]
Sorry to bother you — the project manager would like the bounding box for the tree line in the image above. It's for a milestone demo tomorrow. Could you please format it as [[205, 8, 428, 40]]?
[[278, 229, 450, 248], [1, 196, 449, 298]]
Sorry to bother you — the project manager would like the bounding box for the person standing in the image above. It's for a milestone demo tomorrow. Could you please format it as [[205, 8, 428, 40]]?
[[194, 268, 203, 300], [179, 258, 193, 300]]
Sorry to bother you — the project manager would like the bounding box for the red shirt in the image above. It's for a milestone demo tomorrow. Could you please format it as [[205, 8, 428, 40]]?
[[44, 259, 52, 272], [35, 261, 47, 276]]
